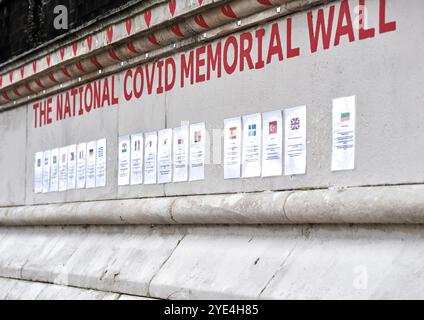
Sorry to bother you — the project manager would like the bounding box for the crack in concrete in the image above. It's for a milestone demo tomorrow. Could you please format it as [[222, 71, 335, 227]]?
[[257, 240, 299, 299], [0, 274, 152, 300], [19, 258, 30, 280], [146, 233, 186, 298]]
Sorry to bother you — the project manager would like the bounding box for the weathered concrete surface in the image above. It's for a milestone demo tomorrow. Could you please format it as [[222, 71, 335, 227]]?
[[0, 277, 152, 300], [0, 225, 423, 299], [3, 185, 424, 226], [0, 106, 27, 206], [171, 191, 291, 224], [0, 197, 176, 226], [284, 185, 424, 224], [0, 226, 184, 297]]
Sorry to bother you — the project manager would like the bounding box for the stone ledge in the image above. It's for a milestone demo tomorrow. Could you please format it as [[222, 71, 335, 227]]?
[[2, 184, 424, 226]]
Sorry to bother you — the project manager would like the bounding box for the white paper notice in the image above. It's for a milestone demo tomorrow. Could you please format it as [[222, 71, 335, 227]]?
[[34, 151, 43, 193], [49, 148, 59, 192], [173, 125, 189, 182], [144, 132, 158, 184], [223, 117, 242, 179], [58, 147, 68, 191], [76, 143, 87, 189], [189, 123, 205, 181], [42, 150, 51, 193], [157, 129, 172, 184], [67, 144, 77, 190], [86, 141, 96, 188], [284, 106, 307, 175], [130, 133, 143, 185], [242, 113, 262, 178], [332, 96, 356, 171], [95, 138, 107, 187], [262, 111, 283, 177], [118, 135, 131, 186]]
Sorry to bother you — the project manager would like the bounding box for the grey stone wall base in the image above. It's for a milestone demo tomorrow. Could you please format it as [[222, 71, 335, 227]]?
[[0, 224, 423, 299], [0, 276, 152, 300], [2, 185, 424, 226]]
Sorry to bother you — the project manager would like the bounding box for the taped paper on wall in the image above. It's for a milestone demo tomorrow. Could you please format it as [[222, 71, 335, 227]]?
[[76, 143, 87, 189], [130, 133, 143, 185], [118, 135, 131, 186], [95, 138, 107, 187], [242, 113, 262, 178], [86, 141, 96, 188], [262, 110, 283, 177], [332, 96, 356, 171], [284, 106, 307, 175], [49, 148, 59, 192], [157, 128, 173, 184], [189, 122, 205, 181], [58, 147, 68, 191], [34, 151, 43, 193], [42, 150, 51, 193], [173, 125, 189, 182], [144, 132, 158, 184], [223, 117, 242, 179], [67, 144, 77, 190]]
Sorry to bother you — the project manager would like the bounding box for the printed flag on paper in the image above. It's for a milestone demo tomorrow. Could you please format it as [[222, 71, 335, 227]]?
[[248, 124, 257, 137], [134, 140, 141, 151], [290, 117, 300, 130], [341, 112, 350, 121], [194, 130, 202, 143], [230, 127, 237, 140], [269, 121, 278, 134]]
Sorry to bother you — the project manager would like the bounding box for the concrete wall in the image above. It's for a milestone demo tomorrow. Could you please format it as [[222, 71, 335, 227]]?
[[0, 0, 419, 206], [0, 106, 27, 206], [1, 0, 424, 299], [0, 224, 423, 300]]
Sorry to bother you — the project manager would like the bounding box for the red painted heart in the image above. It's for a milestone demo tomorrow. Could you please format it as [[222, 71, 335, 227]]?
[[72, 42, 78, 56], [125, 19, 132, 35], [46, 55, 51, 67], [168, 0, 176, 16], [107, 26, 114, 43], [194, 15, 209, 29], [76, 62, 86, 73], [87, 35, 93, 50], [127, 42, 138, 54], [147, 34, 159, 46], [221, 4, 237, 18], [257, 0, 272, 5], [60, 47, 65, 60], [63, 67, 72, 78], [170, 24, 184, 37], [198, 0, 203, 5], [144, 10, 152, 27]]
